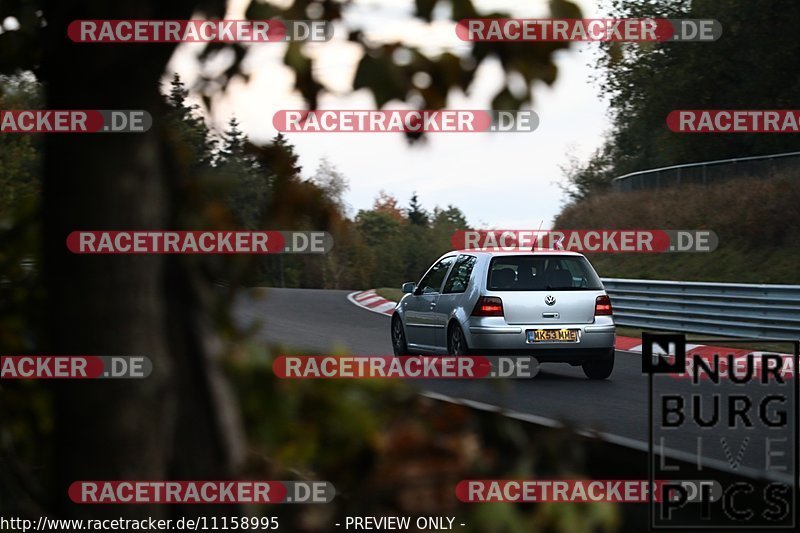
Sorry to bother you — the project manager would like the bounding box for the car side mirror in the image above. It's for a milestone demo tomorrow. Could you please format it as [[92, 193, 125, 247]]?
[[402, 282, 416, 294]]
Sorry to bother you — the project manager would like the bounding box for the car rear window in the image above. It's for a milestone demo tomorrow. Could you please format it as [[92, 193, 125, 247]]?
[[487, 255, 603, 291]]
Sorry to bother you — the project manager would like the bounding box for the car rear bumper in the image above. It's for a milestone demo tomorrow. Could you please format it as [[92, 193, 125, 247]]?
[[464, 317, 615, 355]]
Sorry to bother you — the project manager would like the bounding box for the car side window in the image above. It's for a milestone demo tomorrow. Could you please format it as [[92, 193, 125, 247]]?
[[417, 256, 455, 294], [443, 255, 476, 294]]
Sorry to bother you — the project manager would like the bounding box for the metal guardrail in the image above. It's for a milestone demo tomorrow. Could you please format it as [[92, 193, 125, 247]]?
[[611, 151, 800, 192], [601, 278, 800, 340]]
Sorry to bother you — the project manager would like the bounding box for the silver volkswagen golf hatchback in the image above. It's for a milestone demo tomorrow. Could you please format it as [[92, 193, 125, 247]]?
[[390, 250, 616, 379]]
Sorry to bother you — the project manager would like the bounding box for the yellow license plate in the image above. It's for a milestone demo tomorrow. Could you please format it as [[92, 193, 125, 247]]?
[[528, 329, 578, 343]]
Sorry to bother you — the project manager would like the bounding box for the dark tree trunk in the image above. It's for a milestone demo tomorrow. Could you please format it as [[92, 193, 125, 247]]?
[[41, 0, 243, 518]]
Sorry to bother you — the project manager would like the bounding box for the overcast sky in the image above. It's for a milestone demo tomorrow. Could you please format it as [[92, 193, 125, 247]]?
[[169, 0, 610, 229]]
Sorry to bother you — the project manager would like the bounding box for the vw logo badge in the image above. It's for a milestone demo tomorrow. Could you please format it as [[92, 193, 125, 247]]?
[[545, 295, 556, 306]]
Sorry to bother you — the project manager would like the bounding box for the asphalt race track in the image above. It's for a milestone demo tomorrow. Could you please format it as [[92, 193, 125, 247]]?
[[234, 287, 798, 480]]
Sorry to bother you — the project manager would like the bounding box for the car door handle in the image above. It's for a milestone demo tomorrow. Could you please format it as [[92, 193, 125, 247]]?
[[429, 302, 437, 309], [542, 312, 559, 318]]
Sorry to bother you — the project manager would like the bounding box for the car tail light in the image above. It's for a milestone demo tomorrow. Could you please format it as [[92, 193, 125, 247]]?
[[595, 295, 613, 316], [472, 296, 504, 317]]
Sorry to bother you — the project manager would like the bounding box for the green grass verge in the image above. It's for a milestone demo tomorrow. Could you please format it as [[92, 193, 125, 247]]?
[[555, 175, 800, 284], [375, 287, 403, 302]]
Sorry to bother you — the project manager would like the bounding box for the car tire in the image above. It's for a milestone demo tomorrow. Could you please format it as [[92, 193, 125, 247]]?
[[582, 349, 615, 380], [447, 323, 470, 356], [391, 315, 410, 356]]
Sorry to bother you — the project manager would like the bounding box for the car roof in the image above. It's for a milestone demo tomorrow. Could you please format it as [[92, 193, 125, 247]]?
[[446, 249, 586, 258]]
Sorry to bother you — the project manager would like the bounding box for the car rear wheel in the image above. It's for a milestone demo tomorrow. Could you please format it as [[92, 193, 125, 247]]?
[[582, 349, 615, 380], [448, 324, 470, 355], [391, 315, 410, 356]]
